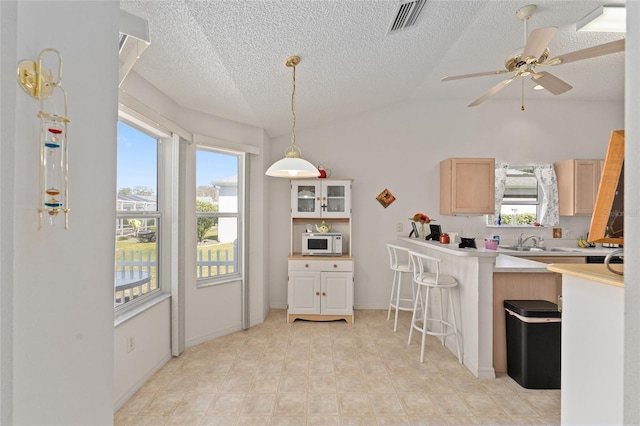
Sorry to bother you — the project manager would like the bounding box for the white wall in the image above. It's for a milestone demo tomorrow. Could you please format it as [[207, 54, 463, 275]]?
[[3, 1, 119, 424], [0, 2, 17, 423], [624, 1, 640, 422], [267, 99, 624, 310], [114, 299, 171, 409]]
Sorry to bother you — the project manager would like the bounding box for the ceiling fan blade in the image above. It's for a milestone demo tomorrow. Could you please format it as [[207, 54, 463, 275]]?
[[522, 27, 558, 63], [531, 71, 573, 95], [547, 38, 625, 66], [441, 70, 511, 81], [468, 77, 515, 107]]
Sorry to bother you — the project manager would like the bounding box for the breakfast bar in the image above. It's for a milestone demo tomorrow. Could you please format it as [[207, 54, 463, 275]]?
[[398, 237, 500, 378], [397, 237, 562, 379]]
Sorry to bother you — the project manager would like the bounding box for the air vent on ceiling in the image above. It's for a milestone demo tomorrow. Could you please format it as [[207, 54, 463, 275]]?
[[388, 0, 427, 34]]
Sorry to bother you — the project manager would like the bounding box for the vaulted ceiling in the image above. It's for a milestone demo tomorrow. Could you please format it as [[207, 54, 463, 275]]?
[[120, 1, 625, 137]]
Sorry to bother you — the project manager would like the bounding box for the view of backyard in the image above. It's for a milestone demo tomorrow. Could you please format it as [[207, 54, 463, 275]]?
[[115, 224, 237, 306]]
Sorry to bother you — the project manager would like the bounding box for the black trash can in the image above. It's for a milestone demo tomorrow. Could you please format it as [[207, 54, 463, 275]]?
[[504, 300, 561, 389]]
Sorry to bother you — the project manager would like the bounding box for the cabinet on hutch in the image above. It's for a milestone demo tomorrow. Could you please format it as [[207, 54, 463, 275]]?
[[287, 179, 354, 323]]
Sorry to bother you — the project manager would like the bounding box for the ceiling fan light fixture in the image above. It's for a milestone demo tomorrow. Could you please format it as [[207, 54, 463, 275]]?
[[265, 55, 319, 179], [576, 6, 626, 33]]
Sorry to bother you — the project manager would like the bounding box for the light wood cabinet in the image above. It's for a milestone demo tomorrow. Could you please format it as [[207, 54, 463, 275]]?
[[554, 159, 602, 216], [440, 158, 495, 215], [287, 259, 354, 323]]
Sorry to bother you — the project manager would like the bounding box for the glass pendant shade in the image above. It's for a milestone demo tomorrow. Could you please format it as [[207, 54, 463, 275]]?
[[265, 156, 319, 178]]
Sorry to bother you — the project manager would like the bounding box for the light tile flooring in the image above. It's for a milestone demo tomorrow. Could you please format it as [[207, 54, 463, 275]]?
[[115, 309, 560, 425]]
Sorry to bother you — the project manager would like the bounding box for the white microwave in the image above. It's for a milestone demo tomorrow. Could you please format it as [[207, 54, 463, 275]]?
[[302, 232, 342, 256]]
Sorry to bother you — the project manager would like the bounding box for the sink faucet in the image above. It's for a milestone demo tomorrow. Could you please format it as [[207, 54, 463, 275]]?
[[518, 233, 539, 248]]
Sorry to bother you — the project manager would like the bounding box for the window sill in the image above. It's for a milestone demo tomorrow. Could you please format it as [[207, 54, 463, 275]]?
[[486, 225, 542, 228], [114, 292, 171, 327], [197, 276, 241, 289]]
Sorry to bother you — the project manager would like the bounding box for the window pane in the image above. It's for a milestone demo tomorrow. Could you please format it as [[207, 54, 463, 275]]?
[[197, 217, 238, 279], [196, 148, 240, 283], [115, 217, 159, 306], [116, 121, 160, 308], [197, 150, 238, 213], [503, 169, 538, 203], [117, 122, 158, 209]]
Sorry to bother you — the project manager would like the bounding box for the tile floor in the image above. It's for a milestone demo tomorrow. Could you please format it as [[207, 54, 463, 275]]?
[[115, 309, 560, 425]]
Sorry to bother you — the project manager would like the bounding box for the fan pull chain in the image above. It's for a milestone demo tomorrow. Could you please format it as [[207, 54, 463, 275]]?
[[521, 78, 525, 111]]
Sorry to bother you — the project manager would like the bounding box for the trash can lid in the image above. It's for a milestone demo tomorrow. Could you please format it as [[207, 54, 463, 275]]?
[[504, 300, 561, 318]]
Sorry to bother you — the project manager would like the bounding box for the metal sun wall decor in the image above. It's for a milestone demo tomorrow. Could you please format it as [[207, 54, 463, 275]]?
[[17, 48, 70, 229]]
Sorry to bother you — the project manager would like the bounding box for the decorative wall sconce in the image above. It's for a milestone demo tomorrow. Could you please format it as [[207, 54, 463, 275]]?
[[17, 49, 70, 229]]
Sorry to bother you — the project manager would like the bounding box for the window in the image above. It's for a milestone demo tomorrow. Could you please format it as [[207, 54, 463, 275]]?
[[196, 147, 242, 284], [115, 121, 161, 308], [499, 167, 540, 225]]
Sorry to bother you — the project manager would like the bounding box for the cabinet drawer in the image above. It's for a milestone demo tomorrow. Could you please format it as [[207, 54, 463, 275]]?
[[289, 259, 353, 272]]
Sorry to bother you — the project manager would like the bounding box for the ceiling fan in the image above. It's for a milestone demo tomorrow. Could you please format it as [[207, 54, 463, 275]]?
[[442, 4, 625, 109]]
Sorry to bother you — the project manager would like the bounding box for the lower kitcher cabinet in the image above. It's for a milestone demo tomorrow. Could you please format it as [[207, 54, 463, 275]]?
[[287, 259, 354, 323]]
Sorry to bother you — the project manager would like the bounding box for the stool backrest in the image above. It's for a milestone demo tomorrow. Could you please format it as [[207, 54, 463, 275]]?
[[386, 243, 411, 271], [408, 250, 441, 283]]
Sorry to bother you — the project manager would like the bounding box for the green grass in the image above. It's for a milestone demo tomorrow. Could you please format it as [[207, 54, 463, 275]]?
[[114, 234, 236, 303]]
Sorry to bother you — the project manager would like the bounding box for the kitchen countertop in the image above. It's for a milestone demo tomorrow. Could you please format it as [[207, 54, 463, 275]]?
[[494, 254, 552, 273], [547, 263, 624, 288], [398, 237, 499, 258], [498, 246, 620, 257]]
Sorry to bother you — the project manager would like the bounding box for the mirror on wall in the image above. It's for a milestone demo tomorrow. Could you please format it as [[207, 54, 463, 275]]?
[[588, 130, 624, 244]]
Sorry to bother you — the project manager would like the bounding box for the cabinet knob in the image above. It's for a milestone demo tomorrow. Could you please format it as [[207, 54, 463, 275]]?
[[322, 292, 326, 296], [305, 264, 309, 268], [333, 264, 337, 268], [315, 291, 320, 296]]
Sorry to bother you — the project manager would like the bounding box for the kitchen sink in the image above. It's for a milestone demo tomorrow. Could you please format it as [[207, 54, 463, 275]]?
[[499, 246, 581, 253]]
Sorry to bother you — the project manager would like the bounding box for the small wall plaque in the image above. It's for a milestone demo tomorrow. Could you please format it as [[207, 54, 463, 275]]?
[[376, 188, 396, 208]]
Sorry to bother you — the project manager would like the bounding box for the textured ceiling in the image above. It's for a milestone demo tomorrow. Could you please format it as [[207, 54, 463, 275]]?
[[120, 0, 625, 137]]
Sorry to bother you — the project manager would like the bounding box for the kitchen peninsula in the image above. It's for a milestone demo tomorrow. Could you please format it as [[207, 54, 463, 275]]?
[[547, 263, 624, 424], [397, 237, 560, 379]]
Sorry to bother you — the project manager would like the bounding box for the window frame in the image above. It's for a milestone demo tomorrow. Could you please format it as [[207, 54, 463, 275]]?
[[195, 145, 245, 287], [115, 115, 172, 314]]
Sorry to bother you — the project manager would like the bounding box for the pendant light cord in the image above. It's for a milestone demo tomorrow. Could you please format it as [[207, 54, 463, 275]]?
[[291, 63, 296, 148]]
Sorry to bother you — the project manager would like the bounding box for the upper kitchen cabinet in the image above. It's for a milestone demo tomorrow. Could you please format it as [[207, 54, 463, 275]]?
[[291, 179, 352, 218], [440, 158, 495, 215], [554, 159, 602, 216]]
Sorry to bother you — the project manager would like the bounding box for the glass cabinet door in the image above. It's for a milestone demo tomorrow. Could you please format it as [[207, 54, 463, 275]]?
[[291, 182, 321, 217], [291, 180, 351, 218], [324, 184, 345, 214], [322, 181, 351, 218]]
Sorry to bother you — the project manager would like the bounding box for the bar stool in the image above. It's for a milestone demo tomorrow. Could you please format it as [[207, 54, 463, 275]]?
[[386, 243, 416, 332], [407, 250, 462, 364]]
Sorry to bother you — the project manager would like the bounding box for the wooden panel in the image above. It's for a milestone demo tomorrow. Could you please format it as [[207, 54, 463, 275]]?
[[493, 272, 561, 373], [589, 130, 624, 245]]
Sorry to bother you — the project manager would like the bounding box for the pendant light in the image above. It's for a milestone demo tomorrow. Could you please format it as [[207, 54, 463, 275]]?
[[265, 56, 319, 178]]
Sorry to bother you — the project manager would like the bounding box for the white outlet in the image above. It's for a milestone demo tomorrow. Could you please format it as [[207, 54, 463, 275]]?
[[127, 336, 135, 353], [396, 222, 403, 232]]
